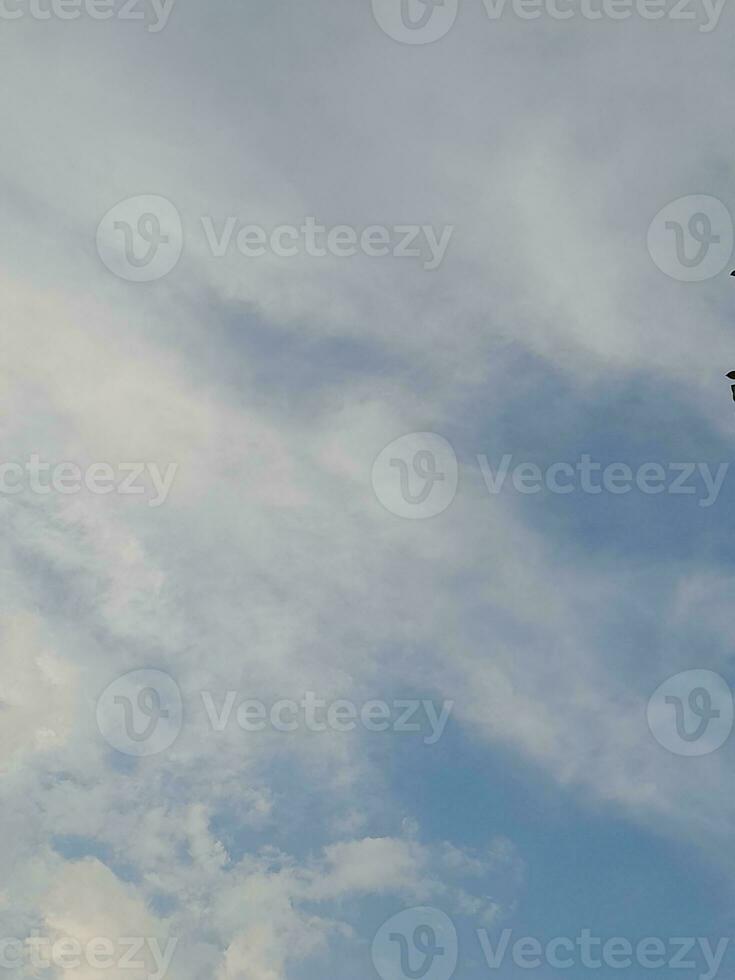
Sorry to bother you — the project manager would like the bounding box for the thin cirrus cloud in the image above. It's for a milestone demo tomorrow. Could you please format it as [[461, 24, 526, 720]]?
[[1, 1, 735, 978]]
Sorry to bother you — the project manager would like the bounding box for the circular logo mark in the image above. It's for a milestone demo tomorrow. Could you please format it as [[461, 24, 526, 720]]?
[[371, 0, 459, 44], [96, 668, 183, 757], [372, 432, 458, 519], [647, 669, 733, 757], [647, 195, 733, 282], [372, 907, 458, 980], [96, 195, 183, 282]]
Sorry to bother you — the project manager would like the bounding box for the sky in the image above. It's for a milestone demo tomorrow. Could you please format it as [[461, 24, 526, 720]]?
[[1, 1, 735, 979]]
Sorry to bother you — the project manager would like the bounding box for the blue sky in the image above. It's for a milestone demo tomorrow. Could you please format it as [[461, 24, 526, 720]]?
[[2, 1, 735, 979]]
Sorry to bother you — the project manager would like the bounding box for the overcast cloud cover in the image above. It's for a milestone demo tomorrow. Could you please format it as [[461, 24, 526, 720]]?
[[1, 1, 735, 979]]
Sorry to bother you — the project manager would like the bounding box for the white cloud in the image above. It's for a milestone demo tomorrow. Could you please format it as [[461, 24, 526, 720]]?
[[2, 5, 734, 977]]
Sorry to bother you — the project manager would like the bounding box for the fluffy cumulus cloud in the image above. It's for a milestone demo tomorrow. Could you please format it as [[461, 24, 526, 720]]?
[[0, 614, 77, 772], [1, 1, 734, 978]]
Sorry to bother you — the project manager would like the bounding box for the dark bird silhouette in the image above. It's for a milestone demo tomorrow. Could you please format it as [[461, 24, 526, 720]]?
[[727, 274, 735, 396]]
